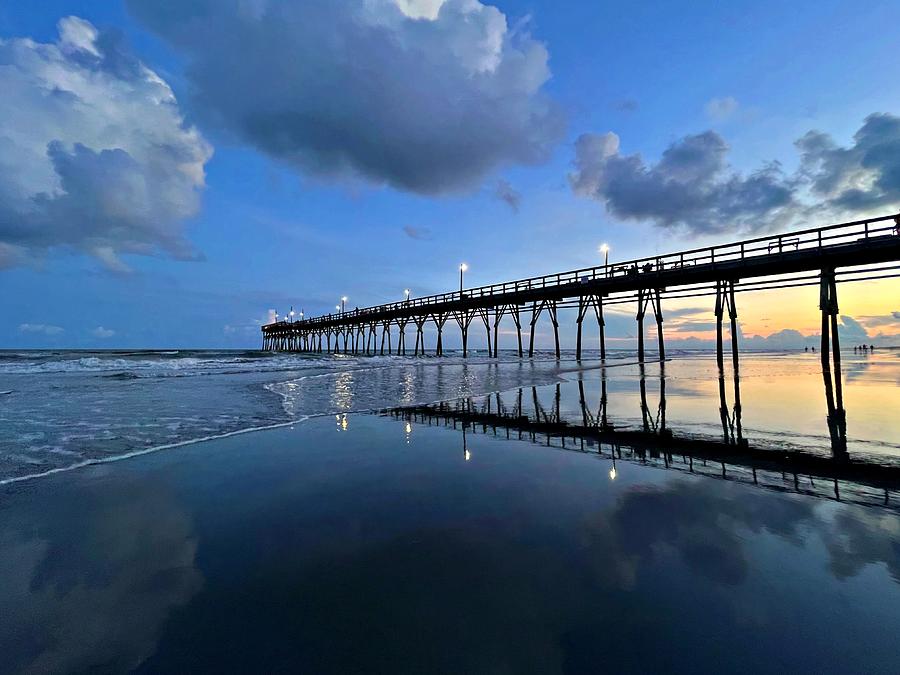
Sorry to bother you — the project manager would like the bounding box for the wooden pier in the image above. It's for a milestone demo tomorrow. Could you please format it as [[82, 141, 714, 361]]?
[[263, 213, 900, 454]]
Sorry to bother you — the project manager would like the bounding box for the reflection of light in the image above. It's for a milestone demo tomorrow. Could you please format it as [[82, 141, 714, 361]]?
[[341, 415, 348, 431], [609, 466, 617, 480], [405, 422, 412, 434], [336, 413, 349, 431], [465, 449, 471, 461]]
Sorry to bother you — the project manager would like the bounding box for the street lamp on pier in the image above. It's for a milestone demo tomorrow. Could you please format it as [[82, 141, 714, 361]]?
[[599, 243, 610, 276], [459, 263, 468, 295], [341, 296, 348, 314], [404, 288, 410, 303]]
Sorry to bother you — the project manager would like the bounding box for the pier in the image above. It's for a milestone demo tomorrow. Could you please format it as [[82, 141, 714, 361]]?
[[264, 212, 900, 455]]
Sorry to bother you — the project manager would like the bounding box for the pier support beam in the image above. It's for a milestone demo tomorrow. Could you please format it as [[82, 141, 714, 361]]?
[[576, 296, 588, 360], [432, 313, 448, 356], [819, 267, 847, 457], [455, 310, 475, 357], [492, 306, 507, 358], [528, 301, 544, 357], [636, 290, 648, 362], [511, 305, 523, 357], [651, 287, 665, 363], [397, 319, 409, 356], [478, 308, 492, 357], [413, 317, 427, 356], [548, 301, 560, 359]]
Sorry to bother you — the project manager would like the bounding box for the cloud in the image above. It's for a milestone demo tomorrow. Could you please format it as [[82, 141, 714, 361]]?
[[705, 96, 739, 121], [494, 178, 522, 212], [613, 99, 639, 113], [0, 18, 212, 271], [857, 311, 900, 329], [403, 225, 433, 240], [797, 113, 900, 213], [127, 0, 563, 195], [18, 323, 64, 336], [569, 131, 796, 234], [571, 112, 900, 235], [91, 326, 116, 339]]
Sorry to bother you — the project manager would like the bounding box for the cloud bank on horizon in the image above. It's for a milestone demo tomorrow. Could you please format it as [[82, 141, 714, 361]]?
[[0, 17, 212, 271], [570, 113, 900, 235]]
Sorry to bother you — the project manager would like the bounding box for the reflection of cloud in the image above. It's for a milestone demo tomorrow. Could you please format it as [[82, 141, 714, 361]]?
[[0, 484, 202, 673], [585, 479, 900, 590], [823, 510, 900, 583], [600, 481, 816, 585]]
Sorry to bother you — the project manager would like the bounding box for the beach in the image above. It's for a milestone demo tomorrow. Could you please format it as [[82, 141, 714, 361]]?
[[1, 350, 900, 672]]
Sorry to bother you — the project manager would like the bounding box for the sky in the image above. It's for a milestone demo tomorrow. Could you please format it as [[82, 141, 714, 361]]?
[[1, 0, 898, 349]]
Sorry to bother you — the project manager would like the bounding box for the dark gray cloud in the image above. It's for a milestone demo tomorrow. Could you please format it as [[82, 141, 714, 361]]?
[[127, 0, 564, 195], [613, 98, 639, 113], [403, 225, 433, 241], [569, 130, 797, 234], [0, 17, 212, 271], [494, 178, 522, 213], [797, 113, 900, 212], [571, 113, 900, 234]]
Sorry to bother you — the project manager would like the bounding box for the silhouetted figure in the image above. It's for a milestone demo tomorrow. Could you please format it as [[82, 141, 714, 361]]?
[[805, 346, 809, 352]]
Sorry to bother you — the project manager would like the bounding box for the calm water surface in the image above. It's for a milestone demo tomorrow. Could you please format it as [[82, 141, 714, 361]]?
[[1, 413, 899, 673]]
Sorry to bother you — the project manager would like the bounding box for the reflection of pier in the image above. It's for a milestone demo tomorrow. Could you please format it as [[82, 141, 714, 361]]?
[[386, 379, 900, 511]]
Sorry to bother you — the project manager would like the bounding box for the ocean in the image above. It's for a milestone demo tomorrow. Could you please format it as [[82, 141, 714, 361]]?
[[1, 348, 898, 485]]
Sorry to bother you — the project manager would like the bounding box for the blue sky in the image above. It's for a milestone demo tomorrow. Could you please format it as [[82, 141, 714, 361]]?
[[2, 0, 899, 348]]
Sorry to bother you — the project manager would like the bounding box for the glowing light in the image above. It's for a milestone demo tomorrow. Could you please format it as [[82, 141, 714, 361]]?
[[599, 243, 609, 254], [465, 449, 471, 461], [336, 305, 341, 310], [341, 296, 348, 302], [405, 422, 412, 434], [404, 289, 410, 297], [609, 466, 617, 480], [459, 263, 468, 272]]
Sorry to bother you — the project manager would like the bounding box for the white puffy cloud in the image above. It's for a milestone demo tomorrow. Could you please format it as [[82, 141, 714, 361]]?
[[0, 17, 212, 270], [90, 326, 116, 339], [18, 323, 64, 335], [127, 0, 563, 195], [705, 96, 739, 121]]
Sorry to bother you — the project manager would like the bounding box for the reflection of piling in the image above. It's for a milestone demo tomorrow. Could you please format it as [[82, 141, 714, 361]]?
[[820, 268, 848, 458]]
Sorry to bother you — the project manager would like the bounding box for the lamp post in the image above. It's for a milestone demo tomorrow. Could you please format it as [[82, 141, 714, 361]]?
[[289, 307, 295, 323], [341, 296, 347, 314], [599, 243, 610, 277], [459, 263, 468, 295], [404, 288, 410, 303]]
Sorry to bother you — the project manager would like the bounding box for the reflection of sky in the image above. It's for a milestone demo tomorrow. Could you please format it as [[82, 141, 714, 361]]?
[[0, 479, 201, 673], [2, 413, 899, 672]]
